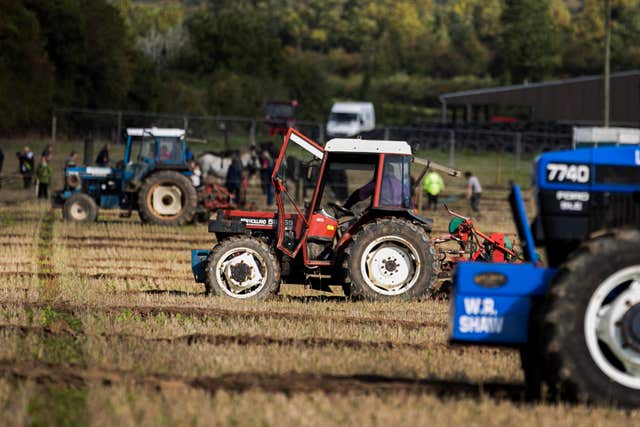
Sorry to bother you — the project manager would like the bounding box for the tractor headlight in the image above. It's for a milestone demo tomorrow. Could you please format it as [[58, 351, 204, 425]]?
[[66, 173, 81, 189]]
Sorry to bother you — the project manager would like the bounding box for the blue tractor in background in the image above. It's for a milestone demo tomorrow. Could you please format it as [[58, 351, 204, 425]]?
[[450, 145, 640, 407], [53, 128, 197, 226]]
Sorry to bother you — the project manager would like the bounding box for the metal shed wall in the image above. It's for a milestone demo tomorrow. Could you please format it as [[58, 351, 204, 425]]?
[[440, 71, 640, 125]]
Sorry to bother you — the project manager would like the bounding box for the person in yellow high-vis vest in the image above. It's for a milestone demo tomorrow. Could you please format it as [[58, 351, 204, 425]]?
[[422, 171, 444, 210]]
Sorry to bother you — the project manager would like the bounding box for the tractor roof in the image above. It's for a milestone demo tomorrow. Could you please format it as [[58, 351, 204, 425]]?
[[126, 128, 185, 138], [324, 138, 411, 155]]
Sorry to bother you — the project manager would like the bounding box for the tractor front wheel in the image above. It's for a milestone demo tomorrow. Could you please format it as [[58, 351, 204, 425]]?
[[205, 237, 280, 300], [541, 230, 640, 407], [63, 193, 98, 223], [138, 171, 197, 226], [344, 219, 436, 301]]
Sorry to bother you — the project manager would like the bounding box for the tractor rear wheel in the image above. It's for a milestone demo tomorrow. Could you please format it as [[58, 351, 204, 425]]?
[[344, 219, 436, 301], [205, 236, 280, 300], [138, 171, 197, 226], [63, 193, 98, 223], [540, 230, 640, 407]]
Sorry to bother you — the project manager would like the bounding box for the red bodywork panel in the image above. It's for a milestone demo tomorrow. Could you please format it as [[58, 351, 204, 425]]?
[[220, 210, 295, 231], [307, 213, 338, 240]]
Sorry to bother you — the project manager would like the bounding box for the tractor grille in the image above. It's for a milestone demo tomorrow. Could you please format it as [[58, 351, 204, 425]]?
[[589, 192, 640, 232]]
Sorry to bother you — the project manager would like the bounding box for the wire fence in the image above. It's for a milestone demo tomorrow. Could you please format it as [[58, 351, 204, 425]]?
[[52, 108, 324, 152], [45, 107, 573, 191]]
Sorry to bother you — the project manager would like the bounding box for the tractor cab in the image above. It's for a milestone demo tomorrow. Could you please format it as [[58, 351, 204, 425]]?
[[123, 128, 189, 191], [272, 130, 415, 264]]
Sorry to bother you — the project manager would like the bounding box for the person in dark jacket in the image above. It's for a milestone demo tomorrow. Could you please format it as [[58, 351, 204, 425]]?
[[42, 144, 53, 161], [95, 144, 109, 166], [226, 155, 243, 201], [17, 146, 34, 189]]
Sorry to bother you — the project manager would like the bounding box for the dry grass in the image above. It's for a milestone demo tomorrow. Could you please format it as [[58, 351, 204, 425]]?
[[0, 193, 637, 425]]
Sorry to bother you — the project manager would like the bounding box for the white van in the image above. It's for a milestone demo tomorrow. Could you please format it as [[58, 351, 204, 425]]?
[[326, 102, 376, 138]]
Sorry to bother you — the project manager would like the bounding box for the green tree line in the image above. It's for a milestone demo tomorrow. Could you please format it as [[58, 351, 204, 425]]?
[[1, 0, 640, 134]]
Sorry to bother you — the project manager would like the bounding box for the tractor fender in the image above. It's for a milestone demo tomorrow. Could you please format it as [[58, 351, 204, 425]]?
[[336, 208, 432, 251]]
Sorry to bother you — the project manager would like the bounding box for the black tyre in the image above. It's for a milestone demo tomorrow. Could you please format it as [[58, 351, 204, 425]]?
[[541, 230, 640, 407], [205, 236, 280, 300], [138, 171, 197, 226], [344, 218, 436, 301], [63, 193, 98, 223]]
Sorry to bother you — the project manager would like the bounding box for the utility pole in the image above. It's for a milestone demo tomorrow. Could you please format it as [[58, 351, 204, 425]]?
[[604, 0, 611, 127]]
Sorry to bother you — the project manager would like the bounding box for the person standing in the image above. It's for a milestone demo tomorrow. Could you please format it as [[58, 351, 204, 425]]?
[[65, 151, 79, 168], [189, 160, 202, 189], [95, 144, 109, 166], [42, 144, 53, 161], [465, 171, 482, 213], [259, 149, 274, 206], [226, 155, 243, 201], [422, 170, 444, 210], [36, 156, 52, 199], [17, 146, 34, 189]]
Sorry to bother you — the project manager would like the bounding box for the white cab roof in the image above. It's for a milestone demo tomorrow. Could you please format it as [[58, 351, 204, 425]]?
[[126, 127, 185, 138], [324, 138, 411, 155]]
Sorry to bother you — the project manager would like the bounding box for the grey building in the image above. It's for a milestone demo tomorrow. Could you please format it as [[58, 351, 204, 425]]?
[[440, 70, 640, 126]]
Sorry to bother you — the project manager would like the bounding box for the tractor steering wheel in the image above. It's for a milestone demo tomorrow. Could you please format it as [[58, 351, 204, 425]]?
[[328, 202, 354, 218]]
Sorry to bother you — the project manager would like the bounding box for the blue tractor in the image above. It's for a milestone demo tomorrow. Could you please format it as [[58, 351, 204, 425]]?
[[450, 145, 640, 407], [53, 128, 197, 226]]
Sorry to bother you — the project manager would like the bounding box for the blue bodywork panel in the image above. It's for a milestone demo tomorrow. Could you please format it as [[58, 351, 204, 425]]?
[[536, 145, 640, 193], [451, 262, 556, 344], [450, 183, 556, 345], [99, 194, 120, 209], [192, 249, 211, 283]]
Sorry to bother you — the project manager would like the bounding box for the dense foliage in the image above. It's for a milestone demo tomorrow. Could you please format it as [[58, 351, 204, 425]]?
[[1, 0, 640, 133]]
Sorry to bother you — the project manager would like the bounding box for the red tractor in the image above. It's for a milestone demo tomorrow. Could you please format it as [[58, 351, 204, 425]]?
[[264, 100, 298, 136], [192, 129, 460, 300]]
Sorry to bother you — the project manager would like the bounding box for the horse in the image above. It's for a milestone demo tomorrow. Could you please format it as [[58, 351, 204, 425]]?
[[197, 149, 260, 179]]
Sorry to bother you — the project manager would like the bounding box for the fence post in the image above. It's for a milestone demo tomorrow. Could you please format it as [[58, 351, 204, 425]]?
[[116, 111, 122, 144], [250, 120, 256, 146], [183, 116, 189, 132], [318, 124, 325, 144], [51, 114, 57, 144], [384, 127, 390, 140], [515, 132, 522, 171], [448, 130, 455, 167]]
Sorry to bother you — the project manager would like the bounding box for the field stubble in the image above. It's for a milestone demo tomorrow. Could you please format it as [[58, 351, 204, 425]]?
[[0, 196, 637, 425]]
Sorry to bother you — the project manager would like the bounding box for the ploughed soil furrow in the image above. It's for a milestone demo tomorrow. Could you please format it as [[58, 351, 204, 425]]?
[[0, 358, 525, 401], [57, 242, 196, 251], [0, 234, 35, 240], [60, 235, 213, 245], [0, 242, 33, 247], [66, 257, 191, 265], [0, 302, 448, 330], [66, 265, 190, 275], [0, 271, 189, 282], [0, 323, 451, 352]]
